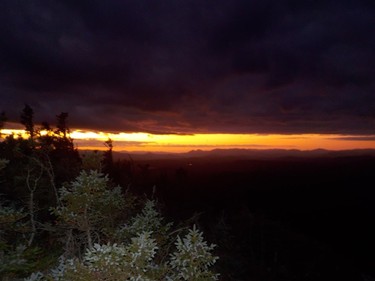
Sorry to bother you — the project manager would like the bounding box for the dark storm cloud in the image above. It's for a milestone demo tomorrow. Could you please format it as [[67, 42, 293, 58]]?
[[1, 0, 375, 134]]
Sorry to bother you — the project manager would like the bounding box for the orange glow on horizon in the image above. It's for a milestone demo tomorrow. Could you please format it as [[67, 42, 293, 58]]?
[[1, 128, 375, 152]]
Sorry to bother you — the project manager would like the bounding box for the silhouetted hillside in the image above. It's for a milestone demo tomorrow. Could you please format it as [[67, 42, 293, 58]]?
[[109, 149, 375, 280], [113, 148, 375, 160]]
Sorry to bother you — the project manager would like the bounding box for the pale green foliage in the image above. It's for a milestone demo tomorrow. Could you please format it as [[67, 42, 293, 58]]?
[[118, 200, 172, 240], [42, 232, 159, 281], [52, 170, 125, 247], [81, 232, 158, 280], [0, 244, 43, 278], [0, 199, 32, 277], [49, 256, 76, 281], [169, 226, 219, 281], [0, 201, 26, 226], [24, 271, 44, 281], [1, 244, 27, 273], [84, 242, 128, 274], [25, 226, 218, 281], [23, 256, 76, 281], [125, 231, 158, 274], [128, 200, 164, 234], [24, 172, 219, 281]]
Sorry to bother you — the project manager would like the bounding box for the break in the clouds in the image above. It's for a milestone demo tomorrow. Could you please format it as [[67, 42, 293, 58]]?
[[1, 0, 375, 134]]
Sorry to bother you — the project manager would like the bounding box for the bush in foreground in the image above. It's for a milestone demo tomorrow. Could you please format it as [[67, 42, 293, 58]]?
[[22, 170, 219, 281]]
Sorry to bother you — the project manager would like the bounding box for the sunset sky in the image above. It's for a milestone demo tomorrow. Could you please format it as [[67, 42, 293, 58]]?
[[1, 1, 375, 152]]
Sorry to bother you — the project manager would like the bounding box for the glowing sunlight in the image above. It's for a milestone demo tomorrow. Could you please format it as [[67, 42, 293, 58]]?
[[2, 128, 375, 152]]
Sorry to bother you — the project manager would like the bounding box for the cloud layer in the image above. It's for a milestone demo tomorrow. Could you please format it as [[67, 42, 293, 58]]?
[[1, 0, 375, 134]]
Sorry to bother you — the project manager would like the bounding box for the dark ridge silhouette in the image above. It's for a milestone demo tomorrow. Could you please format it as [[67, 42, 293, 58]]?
[[111, 148, 375, 161], [105, 149, 375, 280]]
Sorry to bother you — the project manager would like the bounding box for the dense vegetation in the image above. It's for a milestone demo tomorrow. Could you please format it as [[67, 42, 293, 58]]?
[[1, 106, 375, 281], [0, 105, 218, 281]]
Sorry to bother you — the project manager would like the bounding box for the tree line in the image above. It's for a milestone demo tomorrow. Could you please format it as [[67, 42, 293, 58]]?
[[0, 105, 219, 281]]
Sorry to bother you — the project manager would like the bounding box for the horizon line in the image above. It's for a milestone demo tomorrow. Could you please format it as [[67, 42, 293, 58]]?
[[2, 128, 375, 153]]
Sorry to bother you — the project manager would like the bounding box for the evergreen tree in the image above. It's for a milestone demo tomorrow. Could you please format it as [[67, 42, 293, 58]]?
[[103, 138, 114, 177], [0, 111, 6, 136], [55, 112, 69, 139], [52, 170, 126, 250], [20, 104, 35, 139]]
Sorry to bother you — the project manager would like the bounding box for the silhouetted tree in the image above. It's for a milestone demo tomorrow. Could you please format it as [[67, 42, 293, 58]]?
[[55, 112, 69, 139], [103, 138, 114, 177], [1, 106, 80, 210], [0, 111, 6, 139], [0, 111, 6, 129], [20, 104, 35, 139], [51, 112, 80, 185], [53, 112, 75, 152], [38, 121, 54, 150]]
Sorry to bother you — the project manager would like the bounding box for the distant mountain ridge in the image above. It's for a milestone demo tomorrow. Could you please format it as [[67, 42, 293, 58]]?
[[111, 148, 375, 161]]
